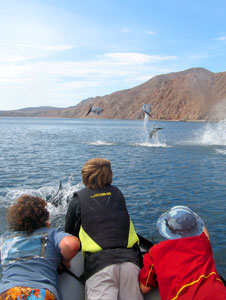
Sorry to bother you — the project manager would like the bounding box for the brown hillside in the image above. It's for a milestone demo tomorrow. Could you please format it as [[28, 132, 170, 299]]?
[[52, 67, 226, 121], [1, 68, 226, 121]]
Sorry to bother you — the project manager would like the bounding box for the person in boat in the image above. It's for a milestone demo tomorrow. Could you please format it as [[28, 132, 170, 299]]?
[[139, 206, 226, 299], [0, 194, 80, 300], [65, 158, 143, 300]]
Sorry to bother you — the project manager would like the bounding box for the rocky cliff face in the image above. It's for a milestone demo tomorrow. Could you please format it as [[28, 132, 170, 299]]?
[[2, 68, 226, 121]]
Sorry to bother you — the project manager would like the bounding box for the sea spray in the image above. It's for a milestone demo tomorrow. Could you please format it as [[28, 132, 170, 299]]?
[[193, 119, 226, 145], [140, 114, 167, 147], [3, 177, 83, 226], [142, 113, 150, 143]]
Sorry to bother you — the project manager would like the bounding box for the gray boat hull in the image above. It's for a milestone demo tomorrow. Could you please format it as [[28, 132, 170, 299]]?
[[59, 251, 160, 300]]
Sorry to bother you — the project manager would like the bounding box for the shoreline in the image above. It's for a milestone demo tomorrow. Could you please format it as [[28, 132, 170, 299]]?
[[0, 116, 218, 123]]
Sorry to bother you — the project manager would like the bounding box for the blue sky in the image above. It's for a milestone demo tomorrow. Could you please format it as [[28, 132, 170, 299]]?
[[1, 0, 226, 110]]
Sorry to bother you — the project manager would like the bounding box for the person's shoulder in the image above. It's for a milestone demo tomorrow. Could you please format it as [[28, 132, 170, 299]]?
[[48, 227, 69, 235], [72, 187, 87, 198], [1, 231, 12, 238], [149, 239, 170, 254], [109, 185, 123, 193], [47, 227, 72, 244], [35, 227, 69, 238], [68, 192, 82, 208], [1, 231, 13, 244], [198, 231, 211, 245], [1, 231, 26, 240]]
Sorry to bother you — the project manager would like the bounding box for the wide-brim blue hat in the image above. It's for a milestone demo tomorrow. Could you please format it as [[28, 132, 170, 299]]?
[[157, 206, 204, 240]]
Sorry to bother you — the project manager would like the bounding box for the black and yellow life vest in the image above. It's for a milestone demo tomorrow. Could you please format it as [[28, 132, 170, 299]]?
[[75, 185, 139, 253]]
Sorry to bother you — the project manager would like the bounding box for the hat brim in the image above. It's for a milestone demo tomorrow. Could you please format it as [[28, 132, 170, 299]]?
[[157, 208, 204, 240]]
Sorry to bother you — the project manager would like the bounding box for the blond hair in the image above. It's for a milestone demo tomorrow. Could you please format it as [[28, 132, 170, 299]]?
[[82, 158, 113, 189]]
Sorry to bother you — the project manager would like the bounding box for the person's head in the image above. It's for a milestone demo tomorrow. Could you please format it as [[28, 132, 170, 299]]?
[[82, 158, 113, 189], [7, 194, 49, 233], [157, 206, 204, 240]]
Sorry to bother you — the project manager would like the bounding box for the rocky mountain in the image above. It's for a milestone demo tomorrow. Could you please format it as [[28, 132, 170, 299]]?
[[1, 68, 226, 121]]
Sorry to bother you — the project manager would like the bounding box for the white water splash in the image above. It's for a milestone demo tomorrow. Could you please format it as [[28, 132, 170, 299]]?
[[140, 114, 167, 147], [193, 119, 226, 145], [215, 148, 226, 155], [136, 141, 169, 148], [143, 114, 150, 143], [88, 140, 114, 146], [4, 176, 83, 218], [48, 177, 83, 215]]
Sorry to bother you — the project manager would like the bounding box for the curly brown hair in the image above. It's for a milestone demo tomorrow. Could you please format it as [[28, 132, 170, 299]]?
[[82, 158, 113, 189], [7, 194, 49, 233]]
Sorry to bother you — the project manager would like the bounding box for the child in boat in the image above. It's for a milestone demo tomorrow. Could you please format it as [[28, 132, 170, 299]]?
[[0, 195, 80, 300], [139, 205, 226, 300], [65, 157, 143, 300]]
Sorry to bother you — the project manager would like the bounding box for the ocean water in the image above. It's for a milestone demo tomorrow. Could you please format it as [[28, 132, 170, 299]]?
[[0, 117, 226, 278]]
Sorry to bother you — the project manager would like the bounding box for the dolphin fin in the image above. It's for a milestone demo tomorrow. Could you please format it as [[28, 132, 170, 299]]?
[[50, 181, 63, 207]]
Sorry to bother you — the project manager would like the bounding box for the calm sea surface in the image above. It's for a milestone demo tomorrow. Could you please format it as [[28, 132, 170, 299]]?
[[0, 117, 226, 278]]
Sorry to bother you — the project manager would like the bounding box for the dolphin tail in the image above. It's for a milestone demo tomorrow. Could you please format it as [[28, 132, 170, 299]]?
[[86, 108, 91, 116], [86, 104, 93, 116], [145, 111, 152, 117]]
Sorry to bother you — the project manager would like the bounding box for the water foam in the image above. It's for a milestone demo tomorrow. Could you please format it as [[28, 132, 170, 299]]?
[[215, 148, 226, 155], [88, 140, 114, 146], [193, 119, 226, 146], [4, 176, 83, 218], [140, 114, 167, 147], [135, 141, 169, 148]]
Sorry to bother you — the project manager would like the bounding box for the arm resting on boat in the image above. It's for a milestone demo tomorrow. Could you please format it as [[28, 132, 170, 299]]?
[[60, 235, 80, 268]]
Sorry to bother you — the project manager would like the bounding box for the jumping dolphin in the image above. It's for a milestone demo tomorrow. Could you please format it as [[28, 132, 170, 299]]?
[[86, 104, 103, 116], [48, 181, 70, 207], [142, 104, 152, 117], [149, 127, 164, 139]]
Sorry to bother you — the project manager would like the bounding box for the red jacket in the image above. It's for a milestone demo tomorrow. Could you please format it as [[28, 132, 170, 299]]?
[[139, 233, 226, 300]]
